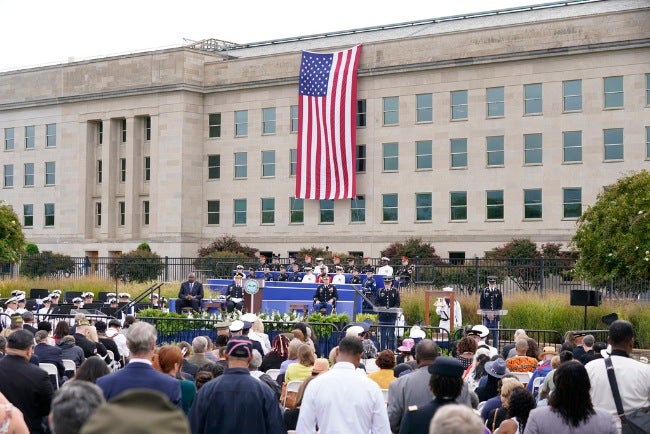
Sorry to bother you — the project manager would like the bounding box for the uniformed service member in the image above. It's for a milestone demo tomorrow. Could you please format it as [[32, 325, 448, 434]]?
[[395, 256, 415, 287], [312, 274, 338, 315], [225, 272, 245, 313], [376, 276, 400, 350]]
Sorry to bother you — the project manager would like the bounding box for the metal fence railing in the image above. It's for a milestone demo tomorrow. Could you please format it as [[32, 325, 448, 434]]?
[[2, 256, 649, 300]]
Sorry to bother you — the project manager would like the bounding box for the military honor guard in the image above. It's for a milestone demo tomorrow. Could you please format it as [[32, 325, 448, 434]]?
[[395, 256, 415, 287], [276, 265, 289, 281], [376, 276, 400, 350], [312, 274, 338, 315], [479, 275, 503, 347]]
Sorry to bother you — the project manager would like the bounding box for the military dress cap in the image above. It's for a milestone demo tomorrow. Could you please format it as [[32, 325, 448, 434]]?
[[5, 297, 18, 306], [347, 258, 355, 262], [72, 297, 83, 303], [487, 275, 498, 281], [51, 290, 62, 295], [229, 320, 244, 332], [240, 313, 258, 323], [82, 292, 94, 298], [428, 356, 465, 377], [346, 325, 364, 337], [16, 295, 26, 302], [234, 272, 244, 278], [335, 266, 344, 271], [304, 266, 312, 271], [467, 325, 490, 338], [107, 298, 117, 304], [236, 265, 244, 269], [316, 257, 324, 261], [151, 293, 159, 299], [279, 265, 286, 269], [381, 257, 390, 262], [118, 293, 131, 299], [384, 276, 394, 282], [50, 292, 60, 299], [41, 296, 51, 302], [10, 290, 25, 297]]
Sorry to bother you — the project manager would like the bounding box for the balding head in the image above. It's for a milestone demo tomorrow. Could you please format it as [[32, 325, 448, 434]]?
[[415, 339, 439, 365]]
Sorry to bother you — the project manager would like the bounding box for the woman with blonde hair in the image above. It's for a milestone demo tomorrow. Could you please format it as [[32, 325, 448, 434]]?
[[285, 344, 316, 383], [279, 338, 303, 376], [485, 377, 524, 433]]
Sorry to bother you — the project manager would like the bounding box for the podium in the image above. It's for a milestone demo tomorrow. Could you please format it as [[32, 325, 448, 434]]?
[[476, 309, 509, 317]]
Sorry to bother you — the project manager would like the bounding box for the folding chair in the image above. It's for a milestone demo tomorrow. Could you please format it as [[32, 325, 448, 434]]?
[[62, 359, 76, 376], [282, 380, 303, 409], [265, 368, 281, 381], [40, 363, 60, 389]]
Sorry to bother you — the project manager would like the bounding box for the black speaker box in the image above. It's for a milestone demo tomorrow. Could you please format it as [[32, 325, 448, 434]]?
[[570, 289, 601, 307]]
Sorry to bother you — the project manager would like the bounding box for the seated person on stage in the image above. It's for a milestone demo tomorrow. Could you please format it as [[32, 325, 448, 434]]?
[[225, 272, 245, 313], [301, 267, 316, 283], [176, 272, 204, 313], [313, 274, 338, 315]]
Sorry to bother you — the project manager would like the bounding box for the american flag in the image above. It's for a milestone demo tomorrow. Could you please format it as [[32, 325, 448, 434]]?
[[296, 45, 362, 200]]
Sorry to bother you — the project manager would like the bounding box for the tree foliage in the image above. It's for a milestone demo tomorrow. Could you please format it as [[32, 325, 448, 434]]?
[[381, 237, 440, 260], [195, 235, 258, 278], [21, 252, 75, 278], [573, 170, 650, 286], [0, 202, 25, 263], [196, 234, 258, 258], [108, 249, 164, 283]]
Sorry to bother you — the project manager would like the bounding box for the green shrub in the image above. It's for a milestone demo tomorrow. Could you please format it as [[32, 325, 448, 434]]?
[[20, 252, 75, 278], [24, 243, 39, 255], [108, 249, 164, 283]]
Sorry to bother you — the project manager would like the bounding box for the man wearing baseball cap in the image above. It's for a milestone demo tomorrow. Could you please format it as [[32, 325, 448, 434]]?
[[189, 337, 284, 434]]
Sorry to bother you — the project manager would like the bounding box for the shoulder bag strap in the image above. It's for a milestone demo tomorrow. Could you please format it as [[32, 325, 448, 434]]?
[[604, 356, 627, 419]]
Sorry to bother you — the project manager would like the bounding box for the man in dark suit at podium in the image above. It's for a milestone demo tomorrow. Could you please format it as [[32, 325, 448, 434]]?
[[479, 275, 503, 348], [176, 273, 204, 313]]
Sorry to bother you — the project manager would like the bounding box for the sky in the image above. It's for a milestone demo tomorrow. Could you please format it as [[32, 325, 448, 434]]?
[[0, 0, 553, 71]]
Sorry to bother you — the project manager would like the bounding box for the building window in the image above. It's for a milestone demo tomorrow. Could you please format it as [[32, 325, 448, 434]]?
[[262, 108, 276, 135], [25, 125, 35, 149], [289, 149, 297, 176], [524, 83, 542, 115], [383, 143, 399, 171], [320, 199, 334, 223], [24, 163, 34, 187], [486, 136, 505, 167], [563, 79, 582, 112], [235, 110, 248, 137], [262, 150, 276, 177], [450, 138, 468, 168], [234, 199, 247, 225], [383, 96, 399, 126], [4, 128, 14, 150], [357, 99, 367, 127], [382, 194, 398, 222], [524, 189, 542, 219], [46, 124, 56, 147], [44, 203, 55, 227], [563, 187, 582, 218], [487, 87, 504, 118], [603, 128, 624, 161], [144, 116, 151, 141], [646, 126, 650, 160], [143, 200, 150, 225], [290, 106, 298, 133], [356, 144, 366, 172], [209, 113, 221, 138], [261, 198, 275, 224], [208, 154, 220, 179], [416, 94, 433, 123], [486, 190, 504, 220], [23, 204, 33, 227], [416, 193, 432, 221], [98, 121, 103, 145], [646, 74, 650, 106], [450, 90, 468, 120], [563, 131, 582, 163], [119, 158, 126, 182], [234, 152, 247, 179], [450, 191, 467, 221], [118, 202, 125, 226], [524, 134, 542, 165], [45, 161, 56, 185], [290, 197, 304, 223], [351, 195, 365, 223], [449, 252, 466, 265], [121, 119, 127, 143], [95, 202, 102, 227], [3, 164, 13, 187], [97, 160, 103, 184], [416, 140, 432, 170], [603, 76, 623, 109], [207, 200, 220, 225], [144, 156, 151, 181]]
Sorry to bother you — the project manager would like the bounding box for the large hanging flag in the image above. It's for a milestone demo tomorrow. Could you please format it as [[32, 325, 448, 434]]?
[[296, 45, 362, 200]]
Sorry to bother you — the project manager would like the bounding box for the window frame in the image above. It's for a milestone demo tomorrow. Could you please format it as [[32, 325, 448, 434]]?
[[209, 113, 222, 138], [45, 123, 56, 148], [234, 152, 247, 179], [603, 76, 624, 109], [4, 127, 14, 150], [207, 200, 220, 225], [97, 160, 103, 184], [119, 158, 126, 183], [383, 96, 399, 126], [523, 83, 542, 115], [563, 187, 582, 219], [262, 108, 276, 135], [416, 93, 433, 123], [290, 197, 304, 224], [486, 190, 504, 220], [450, 90, 468, 120], [486, 135, 505, 167], [261, 150, 276, 178], [523, 188, 542, 220], [95, 202, 102, 227], [144, 156, 151, 182], [233, 198, 247, 225], [563, 79, 582, 112], [290, 105, 299, 133], [646, 126, 650, 160], [415, 192, 432, 222], [356, 144, 366, 173], [44, 203, 55, 227], [382, 142, 399, 172], [234, 110, 248, 137], [486, 86, 505, 118], [121, 119, 127, 143], [24, 163, 34, 187], [450, 138, 468, 169], [382, 193, 398, 222], [450, 191, 467, 221], [357, 99, 367, 127], [208, 154, 221, 180], [144, 116, 151, 141], [118, 201, 126, 226], [289, 149, 297, 176], [3, 164, 13, 188], [319, 199, 335, 224], [415, 140, 433, 170], [25, 125, 35, 149], [562, 131, 582, 163], [143, 200, 150, 226], [23, 204, 34, 227], [261, 197, 275, 224], [524, 133, 542, 165], [350, 195, 365, 223], [45, 161, 56, 186], [603, 128, 624, 161]]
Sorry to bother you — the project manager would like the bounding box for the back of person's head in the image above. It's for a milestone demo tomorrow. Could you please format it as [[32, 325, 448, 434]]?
[[293, 322, 308, 340], [155, 345, 183, 374], [250, 350, 263, 370], [126, 322, 157, 356], [500, 378, 524, 407], [550, 355, 561, 369], [192, 336, 208, 354], [608, 320, 635, 347], [50, 380, 105, 434], [35, 330, 50, 344], [177, 341, 191, 359], [582, 334, 594, 347], [559, 350, 574, 363], [415, 339, 439, 362], [525, 337, 539, 359], [456, 336, 477, 354], [215, 334, 229, 348], [201, 335, 213, 350], [53, 321, 70, 339], [394, 362, 413, 377], [22, 311, 34, 323], [122, 315, 136, 328], [513, 329, 527, 340], [337, 336, 363, 356], [287, 338, 303, 360], [549, 360, 594, 427], [271, 334, 290, 357], [7, 330, 34, 351], [429, 404, 484, 434], [252, 319, 265, 334], [74, 357, 111, 383], [515, 338, 529, 353], [194, 371, 213, 390], [197, 362, 225, 379], [506, 388, 536, 429], [37, 321, 52, 332], [376, 350, 396, 370], [297, 344, 315, 367]]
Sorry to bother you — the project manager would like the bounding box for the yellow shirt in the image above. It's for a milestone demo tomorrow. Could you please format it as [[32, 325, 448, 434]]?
[[285, 363, 314, 383], [367, 368, 397, 389]]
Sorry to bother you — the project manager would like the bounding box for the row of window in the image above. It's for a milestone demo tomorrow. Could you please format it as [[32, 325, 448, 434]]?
[[207, 75, 650, 138], [3, 162, 55, 188], [92, 201, 150, 227], [204, 188, 582, 226], [3, 124, 57, 150], [206, 127, 650, 181], [21, 204, 55, 227], [95, 157, 151, 184], [92, 117, 151, 145]]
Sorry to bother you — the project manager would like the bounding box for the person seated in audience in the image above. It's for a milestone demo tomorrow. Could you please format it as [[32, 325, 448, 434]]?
[[505, 339, 538, 373], [573, 334, 595, 363], [463, 347, 491, 392], [52, 321, 69, 344], [292, 322, 316, 354], [475, 357, 509, 402], [301, 267, 316, 283], [57, 336, 85, 368], [455, 336, 477, 370], [503, 329, 527, 359], [248, 350, 280, 400], [283, 375, 316, 431], [152, 345, 197, 414], [526, 346, 557, 394], [187, 337, 210, 368], [69, 356, 111, 384], [49, 380, 104, 434], [260, 334, 290, 372], [581, 341, 606, 365], [285, 344, 315, 383], [105, 320, 129, 362], [496, 387, 536, 434], [538, 351, 573, 403], [482, 376, 523, 432], [332, 266, 346, 284], [279, 339, 303, 377], [368, 350, 397, 389], [33, 330, 65, 382], [94, 322, 121, 367]]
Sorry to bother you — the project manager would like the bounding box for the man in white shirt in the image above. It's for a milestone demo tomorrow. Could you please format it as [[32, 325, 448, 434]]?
[[297, 336, 391, 434], [377, 257, 394, 277], [332, 266, 346, 284], [586, 320, 650, 432], [301, 267, 316, 283]]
